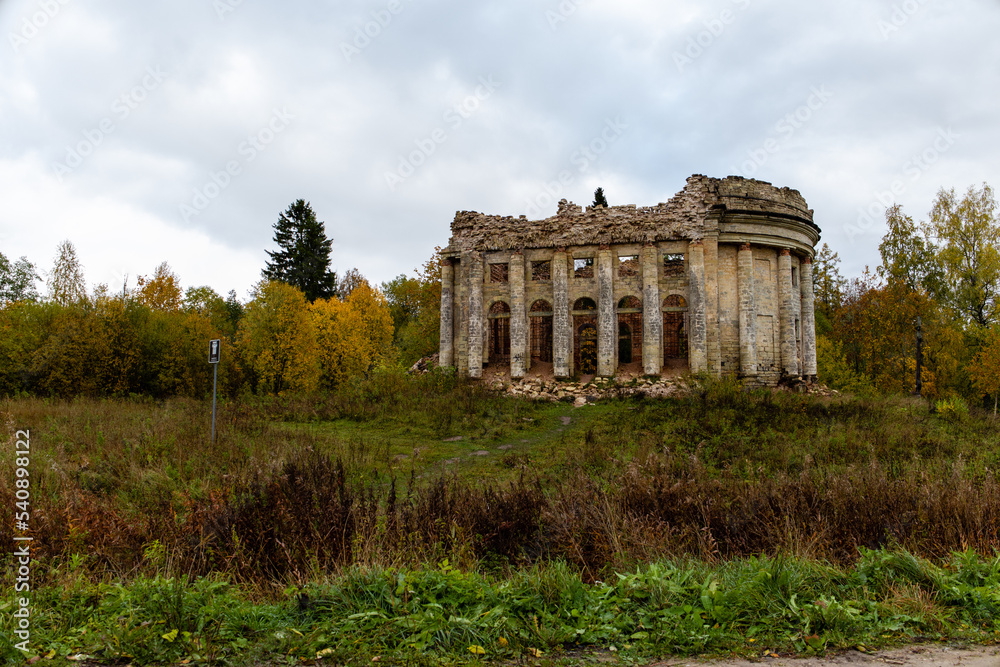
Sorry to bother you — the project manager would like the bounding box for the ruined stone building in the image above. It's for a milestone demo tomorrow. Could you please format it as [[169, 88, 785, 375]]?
[[438, 175, 821, 385]]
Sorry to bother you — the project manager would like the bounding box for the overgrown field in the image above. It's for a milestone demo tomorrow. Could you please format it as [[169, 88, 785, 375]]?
[[2, 371, 1000, 664]]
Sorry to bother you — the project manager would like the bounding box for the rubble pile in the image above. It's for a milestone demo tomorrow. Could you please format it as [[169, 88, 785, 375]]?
[[488, 376, 691, 405]]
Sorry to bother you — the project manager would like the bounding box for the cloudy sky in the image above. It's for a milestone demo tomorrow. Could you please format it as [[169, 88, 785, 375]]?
[[1, 0, 998, 300]]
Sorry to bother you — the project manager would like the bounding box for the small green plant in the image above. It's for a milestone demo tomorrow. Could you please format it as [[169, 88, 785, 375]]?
[[934, 395, 969, 422]]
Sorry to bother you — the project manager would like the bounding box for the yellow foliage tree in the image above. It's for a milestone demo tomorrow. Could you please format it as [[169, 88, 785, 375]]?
[[968, 326, 1000, 414], [236, 280, 319, 394], [346, 282, 395, 365], [310, 297, 368, 390], [310, 280, 396, 389], [137, 262, 183, 311]]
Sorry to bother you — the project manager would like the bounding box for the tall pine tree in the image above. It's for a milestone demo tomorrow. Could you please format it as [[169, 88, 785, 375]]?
[[592, 187, 608, 208], [262, 200, 337, 302]]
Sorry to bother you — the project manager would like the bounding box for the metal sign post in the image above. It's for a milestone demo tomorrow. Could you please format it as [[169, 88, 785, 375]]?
[[209, 339, 221, 444]]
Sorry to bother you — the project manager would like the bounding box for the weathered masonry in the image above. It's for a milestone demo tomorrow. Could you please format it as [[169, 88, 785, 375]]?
[[438, 175, 821, 385]]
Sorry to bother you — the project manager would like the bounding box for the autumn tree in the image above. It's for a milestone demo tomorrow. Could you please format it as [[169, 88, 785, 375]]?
[[812, 242, 846, 330], [310, 282, 395, 389], [236, 280, 320, 394], [262, 199, 337, 302], [94, 295, 146, 395], [0, 300, 53, 394], [137, 261, 183, 311], [929, 184, 1000, 327], [28, 304, 104, 396], [47, 240, 87, 306], [382, 248, 442, 366], [310, 298, 368, 390], [346, 282, 395, 365], [183, 285, 239, 337], [337, 267, 365, 299], [968, 325, 1000, 414], [877, 204, 943, 296], [0, 253, 41, 304]]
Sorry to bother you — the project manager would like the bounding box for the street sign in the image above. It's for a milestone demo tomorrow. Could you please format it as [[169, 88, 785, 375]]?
[[208, 339, 221, 444]]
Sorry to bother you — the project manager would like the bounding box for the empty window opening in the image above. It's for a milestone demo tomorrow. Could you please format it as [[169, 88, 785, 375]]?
[[663, 253, 685, 278], [490, 263, 508, 283], [529, 300, 553, 363], [487, 301, 510, 365], [618, 322, 633, 364], [531, 260, 551, 281], [618, 255, 639, 277], [573, 257, 594, 279], [662, 295, 688, 362], [575, 321, 598, 374]]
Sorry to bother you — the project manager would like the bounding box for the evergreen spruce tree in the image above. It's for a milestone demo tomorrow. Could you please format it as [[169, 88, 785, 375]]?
[[593, 187, 608, 208], [262, 200, 337, 302]]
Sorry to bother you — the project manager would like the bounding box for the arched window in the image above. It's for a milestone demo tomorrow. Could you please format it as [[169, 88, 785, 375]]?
[[573, 297, 596, 311], [488, 301, 511, 317], [663, 294, 687, 309], [617, 296, 642, 311], [530, 299, 552, 313]]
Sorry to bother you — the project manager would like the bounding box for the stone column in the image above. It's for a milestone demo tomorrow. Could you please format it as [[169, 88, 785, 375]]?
[[800, 256, 818, 379], [456, 258, 468, 375], [597, 245, 615, 376], [778, 248, 798, 378], [641, 244, 662, 375], [509, 252, 527, 378], [439, 258, 454, 368], [703, 235, 722, 376], [553, 248, 570, 378], [688, 240, 708, 373], [467, 251, 484, 379], [737, 243, 757, 378]]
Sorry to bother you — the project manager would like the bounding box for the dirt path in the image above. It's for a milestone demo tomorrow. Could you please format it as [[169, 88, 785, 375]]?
[[653, 644, 1000, 666]]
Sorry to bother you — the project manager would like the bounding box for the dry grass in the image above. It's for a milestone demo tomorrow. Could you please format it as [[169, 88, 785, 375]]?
[[3, 377, 1000, 589]]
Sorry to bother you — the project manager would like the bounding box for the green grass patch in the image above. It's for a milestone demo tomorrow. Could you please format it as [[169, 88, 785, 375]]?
[[3, 550, 999, 665]]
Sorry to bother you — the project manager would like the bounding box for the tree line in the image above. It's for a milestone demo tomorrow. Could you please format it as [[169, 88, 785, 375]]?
[[0, 200, 441, 398], [815, 183, 1000, 410], [5, 185, 999, 404]]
